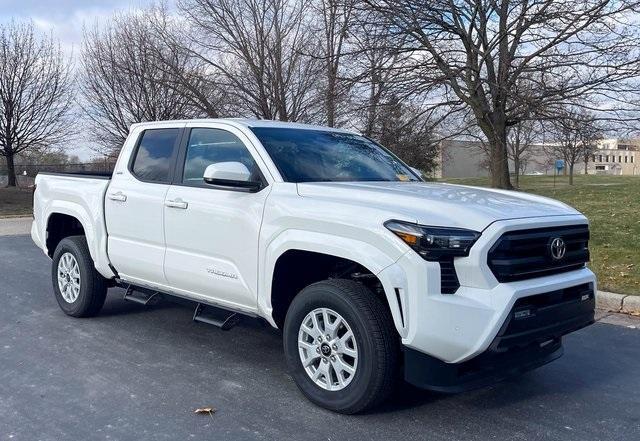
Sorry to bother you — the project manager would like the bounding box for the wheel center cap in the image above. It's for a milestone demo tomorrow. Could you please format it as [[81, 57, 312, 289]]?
[[320, 343, 332, 356]]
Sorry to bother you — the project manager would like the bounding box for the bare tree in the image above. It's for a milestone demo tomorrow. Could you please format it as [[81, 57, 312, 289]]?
[[507, 119, 538, 187], [348, 17, 401, 136], [579, 121, 602, 175], [364, 0, 640, 189], [375, 96, 439, 173], [314, 0, 356, 126], [146, 2, 229, 118], [81, 9, 198, 156], [0, 22, 73, 187], [549, 109, 600, 184], [178, 0, 322, 122]]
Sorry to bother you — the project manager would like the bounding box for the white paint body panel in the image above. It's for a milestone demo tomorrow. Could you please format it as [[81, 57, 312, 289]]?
[[32, 173, 114, 279], [32, 118, 596, 365], [163, 121, 274, 311], [104, 122, 186, 286]]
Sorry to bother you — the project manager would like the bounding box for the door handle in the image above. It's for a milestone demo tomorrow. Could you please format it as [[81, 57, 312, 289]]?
[[107, 192, 127, 202], [165, 199, 188, 209]]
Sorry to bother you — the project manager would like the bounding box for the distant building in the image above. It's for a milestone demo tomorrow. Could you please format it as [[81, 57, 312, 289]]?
[[596, 138, 640, 151], [433, 140, 487, 178], [434, 139, 553, 178], [434, 137, 640, 178], [589, 138, 638, 175]]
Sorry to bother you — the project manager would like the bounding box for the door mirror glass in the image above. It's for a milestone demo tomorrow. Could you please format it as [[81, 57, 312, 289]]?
[[203, 162, 262, 192]]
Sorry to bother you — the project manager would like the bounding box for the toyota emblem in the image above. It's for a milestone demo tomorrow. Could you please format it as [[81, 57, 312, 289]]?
[[549, 237, 566, 261]]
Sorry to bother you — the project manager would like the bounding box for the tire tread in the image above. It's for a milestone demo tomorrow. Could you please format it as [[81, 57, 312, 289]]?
[[285, 278, 400, 414], [52, 235, 108, 317]]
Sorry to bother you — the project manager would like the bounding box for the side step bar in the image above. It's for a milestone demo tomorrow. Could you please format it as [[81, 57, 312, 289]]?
[[123, 285, 162, 306], [193, 303, 241, 331], [116, 280, 255, 331]]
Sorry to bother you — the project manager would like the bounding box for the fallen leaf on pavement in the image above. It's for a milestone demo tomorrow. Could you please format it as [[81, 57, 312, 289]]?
[[194, 407, 216, 415]]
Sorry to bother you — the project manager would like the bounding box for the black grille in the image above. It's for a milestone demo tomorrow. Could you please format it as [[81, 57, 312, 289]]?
[[440, 260, 460, 294], [488, 225, 590, 282], [493, 283, 594, 351]]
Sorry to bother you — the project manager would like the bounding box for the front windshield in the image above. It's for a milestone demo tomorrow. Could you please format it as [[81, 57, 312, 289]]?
[[250, 127, 420, 183]]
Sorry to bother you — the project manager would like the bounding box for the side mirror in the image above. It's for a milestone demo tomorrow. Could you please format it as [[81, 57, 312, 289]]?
[[203, 162, 262, 192]]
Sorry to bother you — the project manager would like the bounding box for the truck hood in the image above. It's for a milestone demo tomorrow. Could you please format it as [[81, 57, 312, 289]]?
[[296, 181, 582, 231]]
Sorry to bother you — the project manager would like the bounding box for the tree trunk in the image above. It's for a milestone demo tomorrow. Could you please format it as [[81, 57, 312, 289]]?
[[5, 152, 17, 187], [326, 67, 336, 127], [514, 156, 520, 188], [569, 163, 574, 185], [489, 126, 512, 189], [584, 157, 589, 174]]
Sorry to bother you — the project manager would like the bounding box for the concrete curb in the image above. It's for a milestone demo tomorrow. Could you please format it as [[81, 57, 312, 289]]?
[[0, 217, 32, 236], [0, 214, 32, 219], [597, 291, 640, 316]]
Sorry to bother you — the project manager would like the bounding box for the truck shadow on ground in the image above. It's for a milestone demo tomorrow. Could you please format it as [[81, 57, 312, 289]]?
[[97, 294, 177, 317]]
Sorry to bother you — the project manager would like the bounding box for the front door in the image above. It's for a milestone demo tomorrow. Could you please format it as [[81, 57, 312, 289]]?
[[105, 126, 182, 285], [163, 124, 271, 311]]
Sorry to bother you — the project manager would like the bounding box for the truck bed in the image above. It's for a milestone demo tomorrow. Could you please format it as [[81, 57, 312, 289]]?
[[37, 171, 112, 179], [32, 172, 115, 279]]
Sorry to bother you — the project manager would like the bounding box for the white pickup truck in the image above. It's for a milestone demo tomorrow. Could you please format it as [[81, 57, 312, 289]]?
[[32, 119, 596, 413]]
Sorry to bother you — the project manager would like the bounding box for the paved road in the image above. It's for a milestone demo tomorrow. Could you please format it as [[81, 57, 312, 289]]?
[[1, 235, 639, 441]]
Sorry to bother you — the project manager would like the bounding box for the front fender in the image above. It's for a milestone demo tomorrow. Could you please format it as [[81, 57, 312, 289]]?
[[259, 229, 409, 335]]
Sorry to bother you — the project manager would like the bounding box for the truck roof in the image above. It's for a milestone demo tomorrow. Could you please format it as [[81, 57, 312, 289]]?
[[129, 118, 360, 135]]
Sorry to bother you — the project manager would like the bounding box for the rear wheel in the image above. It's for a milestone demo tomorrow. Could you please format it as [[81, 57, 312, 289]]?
[[51, 236, 108, 317], [283, 279, 399, 414]]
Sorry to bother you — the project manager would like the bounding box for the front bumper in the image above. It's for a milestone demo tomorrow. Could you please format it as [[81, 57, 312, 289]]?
[[404, 283, 595, 392], [377, 215, 597, 363]]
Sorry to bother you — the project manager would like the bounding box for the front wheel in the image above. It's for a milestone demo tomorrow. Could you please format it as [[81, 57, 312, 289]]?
[[51, 236, 108, 317], [283, 279, 399, 414]]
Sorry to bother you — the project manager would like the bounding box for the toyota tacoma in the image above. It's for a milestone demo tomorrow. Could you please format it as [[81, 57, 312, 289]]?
[[31, 119, 596, 413]]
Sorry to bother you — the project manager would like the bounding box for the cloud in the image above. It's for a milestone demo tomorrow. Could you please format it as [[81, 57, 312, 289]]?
[[0, 1, 160, 57]]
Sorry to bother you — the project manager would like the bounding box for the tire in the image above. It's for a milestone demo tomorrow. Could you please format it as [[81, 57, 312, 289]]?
[[283, 279, 399, 414], [51, 235, 108, 317]]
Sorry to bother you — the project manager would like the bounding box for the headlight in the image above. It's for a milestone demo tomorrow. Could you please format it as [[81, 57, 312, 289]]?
[[385, 220, 480, 261]]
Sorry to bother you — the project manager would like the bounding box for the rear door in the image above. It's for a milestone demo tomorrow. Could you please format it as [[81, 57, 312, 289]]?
[[105, 125, 183, 286], [163, 123, 272, 311]]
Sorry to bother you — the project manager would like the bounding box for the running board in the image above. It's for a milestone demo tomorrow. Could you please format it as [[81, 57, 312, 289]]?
[[193, 303, 241, 331], [123, 285, 162, 306]]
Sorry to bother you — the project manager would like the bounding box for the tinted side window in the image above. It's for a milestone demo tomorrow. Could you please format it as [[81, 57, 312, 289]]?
[[182, 128, 260, 185], [131, 129, 180, 183]]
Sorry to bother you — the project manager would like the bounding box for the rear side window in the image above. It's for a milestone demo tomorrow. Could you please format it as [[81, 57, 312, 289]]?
[[131, 128, 181, 183]]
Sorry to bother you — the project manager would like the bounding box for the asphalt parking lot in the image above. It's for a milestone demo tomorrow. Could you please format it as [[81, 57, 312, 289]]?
[[1, 234, 639, 441]]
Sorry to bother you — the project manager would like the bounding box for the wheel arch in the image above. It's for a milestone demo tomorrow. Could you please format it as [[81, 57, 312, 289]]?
[[42, 201, 115, 279], [46, 212, 86, 258], [261, 230, 408, 336]]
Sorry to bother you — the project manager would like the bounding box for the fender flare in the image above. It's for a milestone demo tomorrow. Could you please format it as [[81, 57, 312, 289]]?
[[259, 229, 408, 336], [43, 201, 115, 279]]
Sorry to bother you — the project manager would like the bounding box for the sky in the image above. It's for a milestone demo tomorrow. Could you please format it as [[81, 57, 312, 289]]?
[[0, 1, 158, 56], [0, 1, 164, 159]]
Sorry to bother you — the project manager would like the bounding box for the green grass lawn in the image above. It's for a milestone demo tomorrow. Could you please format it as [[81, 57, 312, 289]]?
[[441, 174, 640, 295], [0, 187, 33, 217]]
